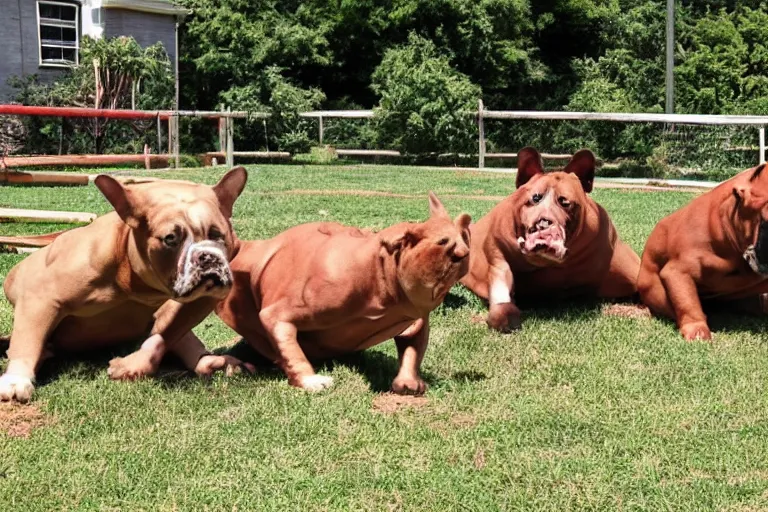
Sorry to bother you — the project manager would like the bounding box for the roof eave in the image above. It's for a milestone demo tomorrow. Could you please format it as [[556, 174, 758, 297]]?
[[101, 0, 190, 19]]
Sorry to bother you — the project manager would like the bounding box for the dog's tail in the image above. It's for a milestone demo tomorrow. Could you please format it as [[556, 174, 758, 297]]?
[[0, 230, 69, 253]]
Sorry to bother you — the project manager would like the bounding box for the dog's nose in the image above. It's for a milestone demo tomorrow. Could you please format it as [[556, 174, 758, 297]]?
[[451, 244, 469, 262], [191, 249, 222, 269]]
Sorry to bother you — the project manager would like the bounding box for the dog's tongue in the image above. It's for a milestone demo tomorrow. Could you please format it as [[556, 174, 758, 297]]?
[[517, 224, 567, 260]]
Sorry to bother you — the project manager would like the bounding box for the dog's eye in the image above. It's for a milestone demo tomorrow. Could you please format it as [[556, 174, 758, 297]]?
[[437, 237, 449, 246], [558, 197, 571, 208], [163, 233, 179, 247], [532, 193, 543, 204], [208, 227, 225, 241]]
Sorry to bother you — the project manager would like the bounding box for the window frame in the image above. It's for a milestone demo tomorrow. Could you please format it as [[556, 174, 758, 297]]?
[[36, 0, 80, 68]]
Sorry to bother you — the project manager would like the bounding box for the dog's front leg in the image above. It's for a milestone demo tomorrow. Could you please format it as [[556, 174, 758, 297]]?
[[486, 261, 522, 332], [259, 307, 332, 392], [1, 301, 61, 402], [108, 298, 251, 380], [392, 317, 429, 396], [659, 263, 710, 341]]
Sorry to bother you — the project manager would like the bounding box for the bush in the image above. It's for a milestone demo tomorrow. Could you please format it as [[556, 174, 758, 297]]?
[[371, 33, 481, 155], [220, 67, 325, 154], [293, 145, 339, 165]]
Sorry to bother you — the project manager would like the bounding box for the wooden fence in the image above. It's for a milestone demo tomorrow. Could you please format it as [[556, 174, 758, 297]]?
[[2, 103, 767, 169]]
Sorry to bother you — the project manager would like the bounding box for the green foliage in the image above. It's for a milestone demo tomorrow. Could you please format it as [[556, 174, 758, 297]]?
[[220, 67, 325, 153], [10, 36, 173, 155], [293, 145, 340, 164], [371, 33, 481, 154]]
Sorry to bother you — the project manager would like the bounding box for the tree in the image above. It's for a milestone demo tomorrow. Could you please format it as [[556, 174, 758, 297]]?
[[371, 33, 481, 154]]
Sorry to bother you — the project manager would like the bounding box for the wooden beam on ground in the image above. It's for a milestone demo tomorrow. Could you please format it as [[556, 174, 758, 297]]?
[[2, 154, 170, 169], [0, 208, 96, 224], [335, 149, 401, 157], [485, 152, 573, 160], [202, 151, 291, 166], [1, 170, 89, 185], [0, 232, 67, 250]]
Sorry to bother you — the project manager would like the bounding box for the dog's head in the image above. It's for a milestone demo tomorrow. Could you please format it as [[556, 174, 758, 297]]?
[[94, 167, 248, 302], [512, 147, 595, 265], [380, 192, 471, 309], [733, 163, 768, 275]]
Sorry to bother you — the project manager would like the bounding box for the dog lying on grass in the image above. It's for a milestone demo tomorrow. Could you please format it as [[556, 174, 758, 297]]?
[[460, 147, 640, 331], [206, 192, 471, 394], [638, 163, 768, 340], [1, 167, 252, 402]]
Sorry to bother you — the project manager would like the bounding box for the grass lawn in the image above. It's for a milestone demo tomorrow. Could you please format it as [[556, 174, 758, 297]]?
[[2, 164, 768, 511]]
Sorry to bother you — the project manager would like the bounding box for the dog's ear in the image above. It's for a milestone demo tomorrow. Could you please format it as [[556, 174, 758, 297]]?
[[380, 230, 420, 255], [428, 191, 450, 219], [454, 213, 471, 231], [564, 149, 596, 193], [94, 175, 142, 229], [516, 147, 544, 188], [213, 166, 248, 218]]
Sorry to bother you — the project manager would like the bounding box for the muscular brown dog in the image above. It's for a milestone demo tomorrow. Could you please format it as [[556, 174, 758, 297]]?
[[461, 147, 640, 331], [210, 192, 470, 394], [1, 168, 251, 402], [638, 163, 768, 340]]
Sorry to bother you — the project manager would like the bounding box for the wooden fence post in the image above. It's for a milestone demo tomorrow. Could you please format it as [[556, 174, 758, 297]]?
[[760, 127, 766, 164], [319, 115, 324, 145], [226, 107, 234, 169], [219, 106, 227, 153], [478, 99, 486, 169], [168, 113, 180, 169], [156, 114, 162, 155]]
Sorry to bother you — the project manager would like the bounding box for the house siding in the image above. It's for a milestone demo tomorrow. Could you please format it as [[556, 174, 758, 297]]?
[[0, 0, 80, 101], [103, 8, 176, 66], [0, 2, 179, 102]]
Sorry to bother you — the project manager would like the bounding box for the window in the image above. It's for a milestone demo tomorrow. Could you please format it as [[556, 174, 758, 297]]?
[[37, 1, 79, 67]]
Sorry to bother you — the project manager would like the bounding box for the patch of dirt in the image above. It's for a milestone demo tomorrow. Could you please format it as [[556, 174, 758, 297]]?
[[372, 393, 429, 414], [601, 303, 652, 319], [451, 413, 478, 428], [0, 402, 52, 438], [469, 313, 487, 325], [473, 447, 486, 470]]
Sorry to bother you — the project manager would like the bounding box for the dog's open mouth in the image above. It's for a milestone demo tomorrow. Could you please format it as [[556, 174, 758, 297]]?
[[745, 221, 768, 276], [744, 245, 768, 276], [517, 218, 567, 261]]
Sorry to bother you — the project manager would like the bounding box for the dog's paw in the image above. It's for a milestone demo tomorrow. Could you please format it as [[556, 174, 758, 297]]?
[[297, 374, 334, 392], [0, 373, 35, 403], [487, 302, 522, 333], [108, 353, 157, 381], [680, 322, 712, 341], [195, 354, 256, 378], [391, 375, 427, 396]]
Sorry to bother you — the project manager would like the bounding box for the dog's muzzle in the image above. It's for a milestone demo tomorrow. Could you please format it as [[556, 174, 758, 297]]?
[[173, 241, 233, 299], [517, 218, 567, 261], [744, 221, 768, 276]]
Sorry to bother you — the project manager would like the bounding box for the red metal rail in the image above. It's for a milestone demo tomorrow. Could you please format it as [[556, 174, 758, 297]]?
[[0, 104, 170, 120]]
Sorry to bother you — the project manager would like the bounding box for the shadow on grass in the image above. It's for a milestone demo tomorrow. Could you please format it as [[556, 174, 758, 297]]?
[[0, 332, 473, 393], [225, 338, 443, 393]]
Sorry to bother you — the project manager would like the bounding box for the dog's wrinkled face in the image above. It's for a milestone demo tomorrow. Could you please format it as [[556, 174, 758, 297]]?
[[94, 167, 248, 302], [734, 163, 768, 275], [513, 147, 595, 265], [381, 192, 471, 309]]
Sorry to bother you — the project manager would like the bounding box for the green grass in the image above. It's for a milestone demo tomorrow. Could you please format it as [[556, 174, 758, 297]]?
[[2, 164, 768, 511]]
